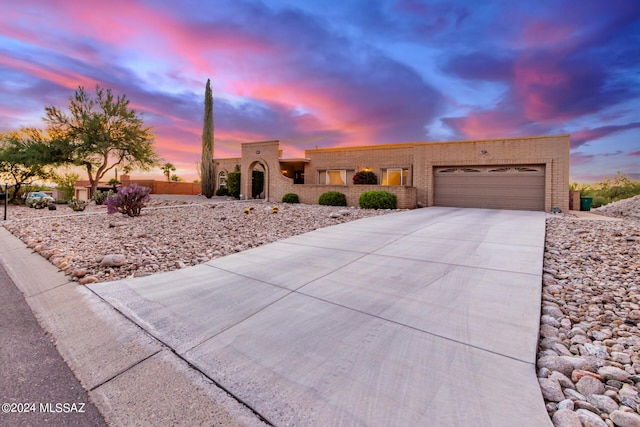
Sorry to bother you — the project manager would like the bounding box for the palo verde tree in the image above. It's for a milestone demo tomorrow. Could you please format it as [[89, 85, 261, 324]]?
[[44, 85, 160, 196], [161, 162, 176, 181], [0, 129, 53, 202], [200, 79, 215, 198]]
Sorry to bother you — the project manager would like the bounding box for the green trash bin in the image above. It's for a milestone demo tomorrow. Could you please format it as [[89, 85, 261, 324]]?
[[580, 197, 593, 211]]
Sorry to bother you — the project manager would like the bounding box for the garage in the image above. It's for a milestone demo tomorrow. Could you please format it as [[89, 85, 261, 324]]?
[[433, 165, 545, 211]]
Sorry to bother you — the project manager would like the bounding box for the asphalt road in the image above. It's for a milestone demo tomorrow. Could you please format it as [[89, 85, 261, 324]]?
[[0, 263, 106, 427]]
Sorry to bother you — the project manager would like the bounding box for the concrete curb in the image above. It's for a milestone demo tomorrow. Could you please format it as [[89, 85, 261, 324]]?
[[0, 226, 266, 427]]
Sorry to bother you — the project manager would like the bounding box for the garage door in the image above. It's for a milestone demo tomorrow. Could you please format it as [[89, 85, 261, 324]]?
[[434, 165, 545, 211]]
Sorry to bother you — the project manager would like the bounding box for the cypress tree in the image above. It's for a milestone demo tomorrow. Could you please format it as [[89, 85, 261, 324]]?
[[201, 79, 215, 198]]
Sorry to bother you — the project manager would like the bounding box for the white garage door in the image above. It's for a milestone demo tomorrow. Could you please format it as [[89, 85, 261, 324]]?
[[434, 165, 545, 211]]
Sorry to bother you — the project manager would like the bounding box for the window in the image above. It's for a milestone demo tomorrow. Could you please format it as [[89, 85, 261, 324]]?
[[381, 168, 409, 186], [218, 171, 228, 189], [325, 170, 346, 185]]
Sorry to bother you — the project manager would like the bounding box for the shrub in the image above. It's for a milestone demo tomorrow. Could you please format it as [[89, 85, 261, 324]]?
[[68, 199, 88, 211], [353, 170, 377, 185], [216, 187, 229, 196], [53, 173, 80, 201], [106, 184, 151, 217], [92, 190, 114, 205], [227, 168, 241, 199], [27, 197, 49, 209], [572, 173, 640, 208], [319, 191, 347, 206], [359, 191, 397, 209], [282, 193, 299, 203], [252, 170, 264, 198], [48, 203, 57, 210]]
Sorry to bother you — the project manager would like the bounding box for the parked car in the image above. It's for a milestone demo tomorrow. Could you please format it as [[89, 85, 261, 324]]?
[[25, 192, 55, 208]]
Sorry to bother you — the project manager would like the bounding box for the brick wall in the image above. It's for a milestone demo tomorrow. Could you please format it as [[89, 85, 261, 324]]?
[[120, 176, 201, 195], [209, 135, 570, 212]]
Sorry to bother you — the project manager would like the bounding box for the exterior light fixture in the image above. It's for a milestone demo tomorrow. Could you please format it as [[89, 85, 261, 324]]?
[[256, 150, 261, 154], [480, 150, 488, 155]]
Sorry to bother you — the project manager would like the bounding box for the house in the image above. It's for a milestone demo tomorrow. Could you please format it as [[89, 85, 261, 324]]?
[[214, 134, 570, 211]]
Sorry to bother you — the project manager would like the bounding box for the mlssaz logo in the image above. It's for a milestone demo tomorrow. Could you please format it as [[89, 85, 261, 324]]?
[[40, 403, 86, 413]]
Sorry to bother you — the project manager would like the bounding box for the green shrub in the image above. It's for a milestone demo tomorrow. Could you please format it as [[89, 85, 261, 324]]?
[[572, 173, 640, 208], [353, 170, 377, 185], [282, 193, 299, 203], [68, 199, 88, 211], [216, 187, 229, 196], [252, 170, 264, 198], [27, 197, 49, 209], [227, 168, 241, 199], [92, 189, 114, 205], [359, 191, 397, 209], [53, 173, 80, 201], [319, 191, 346, 206]]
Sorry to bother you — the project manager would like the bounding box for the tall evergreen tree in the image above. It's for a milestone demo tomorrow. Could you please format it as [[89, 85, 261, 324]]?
[[200, 79, 215, 198]]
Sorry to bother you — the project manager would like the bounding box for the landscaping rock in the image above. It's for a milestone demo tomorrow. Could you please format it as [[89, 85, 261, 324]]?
[[609, 410, 640, 427], [552, 409, 581, 427], [100, 254, 126, 267]]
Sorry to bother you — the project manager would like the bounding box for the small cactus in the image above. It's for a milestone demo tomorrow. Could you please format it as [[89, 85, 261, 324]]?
[[243, 208, 250, 214], [272, 206, 279, 214], [249, 206, 255, 211]]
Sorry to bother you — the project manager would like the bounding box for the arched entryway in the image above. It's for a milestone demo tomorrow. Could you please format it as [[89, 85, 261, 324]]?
[[249, 161, 267, 199]]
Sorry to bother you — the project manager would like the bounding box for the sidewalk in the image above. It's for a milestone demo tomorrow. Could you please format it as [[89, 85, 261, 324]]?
[[1, 207, 552, 426]]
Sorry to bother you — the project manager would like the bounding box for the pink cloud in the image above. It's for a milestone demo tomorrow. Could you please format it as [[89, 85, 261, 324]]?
[[571, 122, 640, 148], [629, 151, 640, 157], [442, 108, 527, 140], [570, 153, 595, 165], [0, 54, 98, 91], [518, 21, 578, 48]]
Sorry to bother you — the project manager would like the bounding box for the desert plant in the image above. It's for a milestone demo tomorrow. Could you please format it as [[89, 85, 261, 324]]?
[[68, 199, 88, 211], [359, 191, 397, 209], [319, 191, 347, 206], [92, 189, 114, 205], [571, 173, 640, 208], [200, 79, 215, 198], [353, 170, 377, 185], [282, 193, 299, 203], [252, 170, 264, 198], [215, 187, 229, 196], [106, 184, 151, 217], [227, 166, 241, 198], [27, 197, 49, 209]]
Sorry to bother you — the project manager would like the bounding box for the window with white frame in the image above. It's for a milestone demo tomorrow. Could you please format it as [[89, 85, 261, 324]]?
[[381, 168, 409, 186]]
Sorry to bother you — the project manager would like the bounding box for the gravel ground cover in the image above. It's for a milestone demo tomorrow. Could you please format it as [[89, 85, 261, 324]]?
[[539, 199, 640, 426], [2, 196, 394, 284]]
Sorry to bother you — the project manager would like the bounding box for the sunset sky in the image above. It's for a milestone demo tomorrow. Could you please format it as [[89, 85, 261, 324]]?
[[1, 0, 638, 182]]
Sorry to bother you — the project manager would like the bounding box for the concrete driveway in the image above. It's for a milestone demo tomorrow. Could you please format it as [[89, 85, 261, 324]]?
[[89, 207, 551, 426]]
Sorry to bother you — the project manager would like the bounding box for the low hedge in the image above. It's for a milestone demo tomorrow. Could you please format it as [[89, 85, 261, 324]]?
[[318, 191, 347, 206], [359, 191, 397, 209], [282, 193, 299, 203]]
